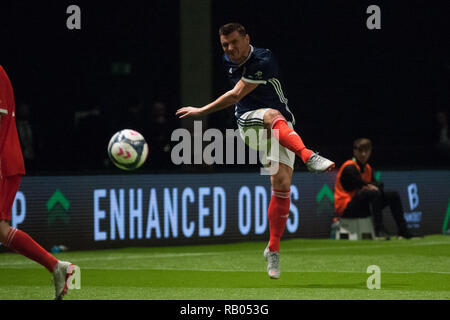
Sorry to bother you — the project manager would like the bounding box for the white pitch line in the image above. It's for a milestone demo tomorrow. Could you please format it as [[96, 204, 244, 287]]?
[[1, 260, 450, 275], [73, 266, 450, 275], [3, 264, 449, 275], [0, 240, 448, 268], [0, 252, 221, 267]]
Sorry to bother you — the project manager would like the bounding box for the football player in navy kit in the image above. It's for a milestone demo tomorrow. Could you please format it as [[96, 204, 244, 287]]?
[[177, 23, 334, 279]]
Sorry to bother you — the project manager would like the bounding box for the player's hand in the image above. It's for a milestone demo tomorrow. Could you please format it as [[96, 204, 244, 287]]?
[[176, 106, 204, 119]]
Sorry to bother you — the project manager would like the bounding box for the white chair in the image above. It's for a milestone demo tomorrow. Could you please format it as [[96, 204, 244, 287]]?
[[335, 216, 375, 240]]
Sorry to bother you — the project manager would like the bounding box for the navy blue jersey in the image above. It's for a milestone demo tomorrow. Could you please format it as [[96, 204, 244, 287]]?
[[222, 45, 295, 124]]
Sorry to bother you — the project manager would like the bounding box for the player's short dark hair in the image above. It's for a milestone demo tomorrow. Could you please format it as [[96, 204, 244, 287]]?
[[353, 138, 372, 151], [219, 23, 247, 37]]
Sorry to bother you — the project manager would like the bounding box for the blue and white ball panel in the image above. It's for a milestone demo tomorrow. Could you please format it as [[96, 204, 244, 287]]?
[[107, 129, 149, 170]]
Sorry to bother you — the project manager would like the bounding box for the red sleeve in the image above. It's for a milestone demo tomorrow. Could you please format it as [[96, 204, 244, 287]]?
[[0, 66, 25, 176]]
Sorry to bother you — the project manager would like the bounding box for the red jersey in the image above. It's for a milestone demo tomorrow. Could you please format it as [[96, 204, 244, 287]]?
[[0, 66, 25, 177]]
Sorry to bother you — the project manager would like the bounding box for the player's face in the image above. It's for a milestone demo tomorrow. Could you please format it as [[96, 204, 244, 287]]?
[[353, 147, 372, 165], [220, 31, 250, 64]]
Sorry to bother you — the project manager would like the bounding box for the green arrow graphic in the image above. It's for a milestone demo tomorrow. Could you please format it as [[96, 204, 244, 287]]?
[[316, 184, 334, 203], [442, 199, 450, 235], [374, 171, 381, 182], [47, 190, 70, 212], [47, 190, 70, 225]]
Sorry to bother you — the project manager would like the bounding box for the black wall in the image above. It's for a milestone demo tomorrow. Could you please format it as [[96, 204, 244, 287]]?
[[1, 1, 448, 174], [211, 0, 450, 168]]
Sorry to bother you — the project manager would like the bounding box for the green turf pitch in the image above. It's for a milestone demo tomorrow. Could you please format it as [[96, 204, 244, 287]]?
[[0, 235, 450, 300]]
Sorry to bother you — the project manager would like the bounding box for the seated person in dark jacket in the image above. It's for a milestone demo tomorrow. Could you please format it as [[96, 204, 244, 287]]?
[[334, 138, 412, 239]]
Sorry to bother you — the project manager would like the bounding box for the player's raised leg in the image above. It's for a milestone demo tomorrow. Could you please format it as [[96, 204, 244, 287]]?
[[0, 220, 58, 273], [263, 109, 335, 172], [264, 162, 292, 279], [0, 176, 75, 299], [0, 220, 75, 299]]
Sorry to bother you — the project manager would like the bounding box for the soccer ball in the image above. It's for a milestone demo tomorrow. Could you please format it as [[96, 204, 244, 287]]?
[[108, 129, 149, 170]]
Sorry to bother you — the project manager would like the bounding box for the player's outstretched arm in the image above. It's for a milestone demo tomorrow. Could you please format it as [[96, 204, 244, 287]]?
[[176, 79, 258, 119]]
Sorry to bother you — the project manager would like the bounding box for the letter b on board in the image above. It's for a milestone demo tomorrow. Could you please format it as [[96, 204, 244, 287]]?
[[408, 183, 419, 211]]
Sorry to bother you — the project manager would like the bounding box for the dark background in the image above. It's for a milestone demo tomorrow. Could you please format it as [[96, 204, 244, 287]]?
[[1, 0, 449, 175]]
